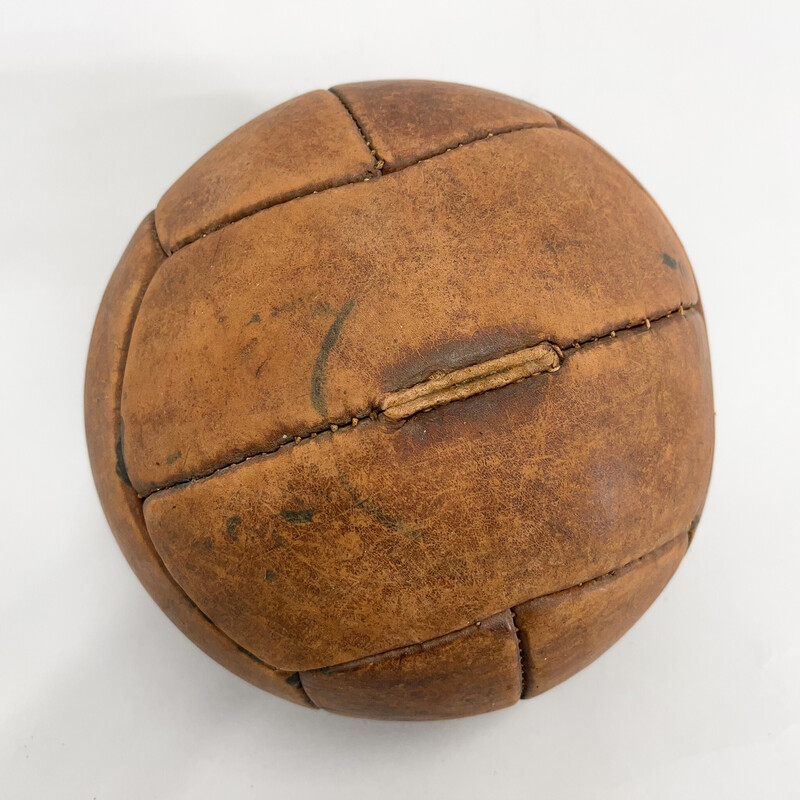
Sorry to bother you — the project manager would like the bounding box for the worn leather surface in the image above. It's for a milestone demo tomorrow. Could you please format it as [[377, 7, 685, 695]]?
[[122, 125, 698, 494], [331, 79, 557, 171], [156, 90, 376, 253], [514, 533, 689, 697], [86, 80, 714, 719], [84, 213, 312, 706], [300, 612, 521, 720], [142, 311, 712, 671]]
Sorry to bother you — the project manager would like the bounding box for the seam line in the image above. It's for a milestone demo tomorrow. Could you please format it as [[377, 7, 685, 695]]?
[[328, 88, 384, 173], [508, 608, 527, 699], [141, 302, 695, 499], [300, 529, 690, 676], [294, 672, 319, 708], [166, 121, 553, 254]]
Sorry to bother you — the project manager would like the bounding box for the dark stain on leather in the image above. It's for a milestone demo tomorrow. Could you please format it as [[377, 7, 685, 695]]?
[[399, 367, 556, 450], [224, 515, 242, 542], [338, 472, 424, 540], [280, 508, 315, 524], [687, 514, 702, 545], [310, 297, 356, 415], [662, 252, 678, 269], [284, 672, 302, 687]]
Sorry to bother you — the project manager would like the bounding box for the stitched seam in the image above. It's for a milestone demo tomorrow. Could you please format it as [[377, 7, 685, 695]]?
[[509, 608, 527, 699], [300, 529, 690, 675], [141, 302, 695, 499], [328, 88, 384, 173], [166, 122, 553, 255], [379, 120, 555, 174]]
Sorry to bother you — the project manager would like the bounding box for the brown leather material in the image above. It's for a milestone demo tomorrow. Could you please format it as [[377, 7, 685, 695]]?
[[331, 80, 557, 171], [142, 310, 712, 671], [300, 612, 521, 720], [87, 81, 714, 719], [514, 532, 689, 697], [84, 213, 313, 706], [155, 90, 376, 253], [122, 126, 698, 494], [550, 112, 694, 261]]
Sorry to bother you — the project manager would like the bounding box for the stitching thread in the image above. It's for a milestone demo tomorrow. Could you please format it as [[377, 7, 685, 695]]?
[[141, 303, 695, 499], [328, 88, 384, 174]]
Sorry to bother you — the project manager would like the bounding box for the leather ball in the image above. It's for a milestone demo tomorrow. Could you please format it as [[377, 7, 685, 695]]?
[[85, 80, 714, 720]]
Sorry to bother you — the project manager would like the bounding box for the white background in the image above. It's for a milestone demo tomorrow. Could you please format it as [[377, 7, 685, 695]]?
[[1, 1, 798, 797]]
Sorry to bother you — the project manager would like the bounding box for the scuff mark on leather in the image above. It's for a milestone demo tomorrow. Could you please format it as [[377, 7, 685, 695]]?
[[338, 472, 424, 540], [310, 297, 356, 416]]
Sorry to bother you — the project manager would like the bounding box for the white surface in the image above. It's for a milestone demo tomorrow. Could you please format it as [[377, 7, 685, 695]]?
[[1, 1, 798, 797]]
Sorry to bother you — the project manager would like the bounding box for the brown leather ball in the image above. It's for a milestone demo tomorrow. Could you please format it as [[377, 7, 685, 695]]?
[[85, 80, 714, 720]]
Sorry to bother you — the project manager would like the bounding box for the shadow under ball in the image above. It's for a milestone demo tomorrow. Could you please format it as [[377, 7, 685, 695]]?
[[85, 80, 714, 720]]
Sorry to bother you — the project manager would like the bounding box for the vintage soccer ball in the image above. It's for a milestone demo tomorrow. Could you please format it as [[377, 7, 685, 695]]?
[[85, 80, 713, 720]]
